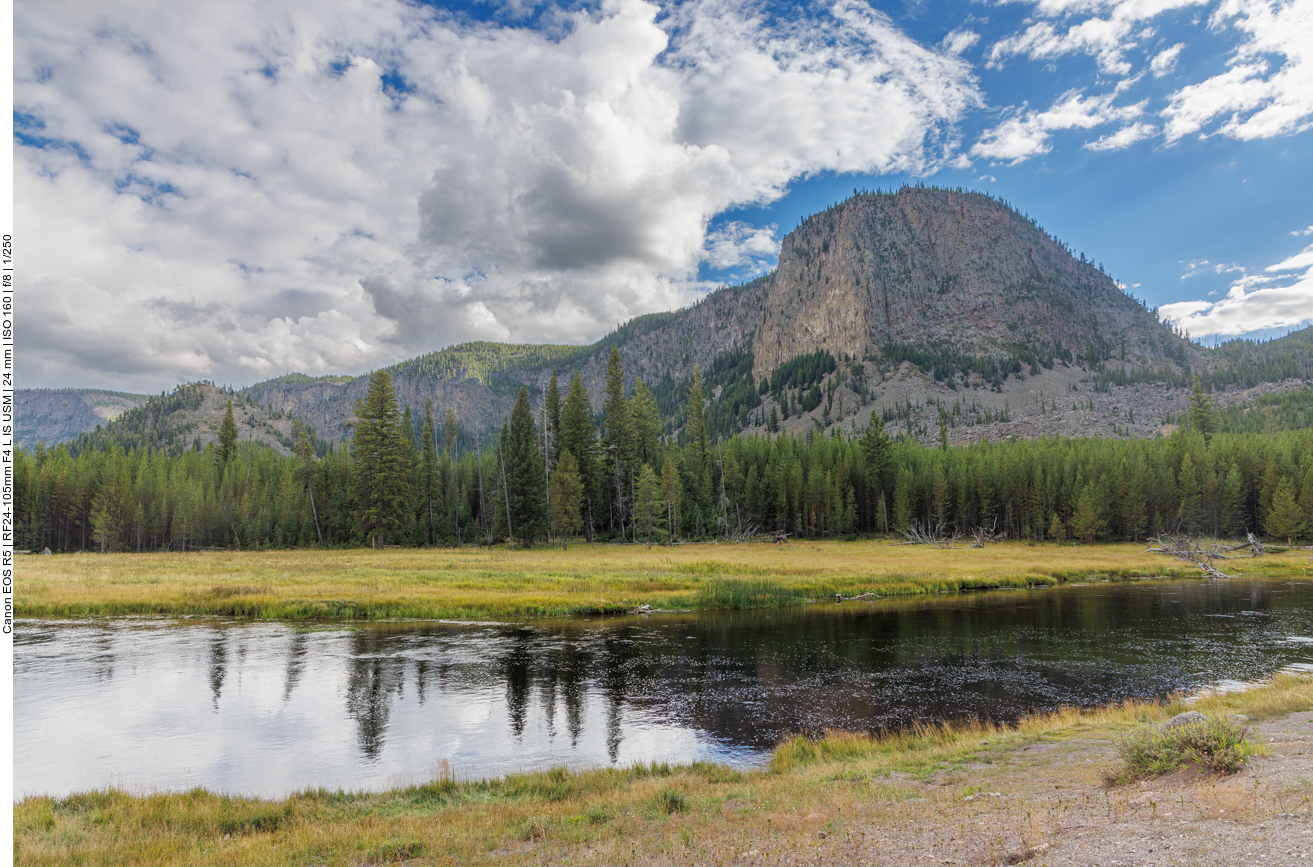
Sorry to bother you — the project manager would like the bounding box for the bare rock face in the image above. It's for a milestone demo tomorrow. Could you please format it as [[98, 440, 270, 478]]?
[[752, 188, 1183, 376]]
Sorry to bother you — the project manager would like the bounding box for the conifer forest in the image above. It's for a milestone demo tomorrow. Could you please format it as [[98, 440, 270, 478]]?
[[15, 349, 1313, 553]]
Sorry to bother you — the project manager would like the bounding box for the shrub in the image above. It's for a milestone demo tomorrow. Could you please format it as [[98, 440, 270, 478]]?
[[1106, 715, 1265, 785]]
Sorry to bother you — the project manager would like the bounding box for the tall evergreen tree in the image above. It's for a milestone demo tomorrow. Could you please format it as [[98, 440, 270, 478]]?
[[291, 420, 323, 546], [350, 371, 411, 548], [858, 416, 893, 531], [559, 372, 600, 539], [548, 450, 584, 550], [1188, 376, 1218, 442], [603, 347, 634, 532], [1266, 478, 1304, 544], [219, 401, 238, 463], [684, 368, 712, 513], [544, 369, 562, 464], [634, 464, 660, 548], [501, 387, 547, 547], [420, 402, 439, 544], [631, 378, 662, 469]]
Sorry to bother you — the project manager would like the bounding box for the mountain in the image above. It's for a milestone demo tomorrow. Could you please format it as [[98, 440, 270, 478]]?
[[20, 187, 1311, 452], [241, 187, 1199, 443], [16, 389, 150, 449]]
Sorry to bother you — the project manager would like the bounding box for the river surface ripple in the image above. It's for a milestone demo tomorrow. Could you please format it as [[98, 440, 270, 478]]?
[[15, 578, 1313, 797]]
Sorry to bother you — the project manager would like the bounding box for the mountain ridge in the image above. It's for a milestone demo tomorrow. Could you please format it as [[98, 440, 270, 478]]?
[[20, 187, 1312, 451]]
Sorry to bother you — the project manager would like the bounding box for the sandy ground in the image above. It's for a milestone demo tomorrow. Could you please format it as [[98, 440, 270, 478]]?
[[612, 711, 1313, 867]]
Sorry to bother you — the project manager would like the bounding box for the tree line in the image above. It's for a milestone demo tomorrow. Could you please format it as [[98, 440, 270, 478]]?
[[16, 351, 1313, 552]]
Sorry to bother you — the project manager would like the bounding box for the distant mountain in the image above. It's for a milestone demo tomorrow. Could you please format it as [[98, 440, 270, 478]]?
[[20, 188, 1312, 452], [16, 389, 150, 449]]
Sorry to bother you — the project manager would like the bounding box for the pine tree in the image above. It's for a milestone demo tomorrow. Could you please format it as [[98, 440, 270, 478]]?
[[292, 420, 323, 546], [559, 371, 600, 540], [1177, 452, 1204, 533], [603, 347, 634, 532], [420, 403, 439, 544], [544, 369, 562, 465], [548, 450, 584, 550], [350, 371, 411, 548], [1048, 511, 1066, 542], [1188, 376, 1217, 442], [219, 401, 238, 463], [685, 368, 712, 513], [1221, 464, 1246, 538], [501, 387, 547, 548], [1265, 478, 1304, 544], [633, 464, 660, 548], [1069, 483, 1107, 543], [858, 416, 893, 532], [631, 379, 662, 468], [661, 457, 681, 541]]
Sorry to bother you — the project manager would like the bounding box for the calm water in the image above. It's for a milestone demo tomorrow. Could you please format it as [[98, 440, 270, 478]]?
[[15, 578, 1313, 797]]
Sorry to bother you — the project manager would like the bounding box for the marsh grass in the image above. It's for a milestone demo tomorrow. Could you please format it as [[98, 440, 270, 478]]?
[[20, 540, 1300, 622], [1105, 715, 1266, 785], [15, 672, 1312, 867]]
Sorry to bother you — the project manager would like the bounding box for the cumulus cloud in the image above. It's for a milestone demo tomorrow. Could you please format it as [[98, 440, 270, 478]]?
[[15, 0, 980, 390], [987, 0, 1209, 75], [1163, 0, 1313, 142], [971, 91, 1143, 163], [1160, 241, 1313, 337]]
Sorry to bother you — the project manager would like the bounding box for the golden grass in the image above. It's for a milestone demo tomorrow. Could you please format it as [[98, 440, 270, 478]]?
[[17, 540, 1305, 621], [15, 672, 1312, 866]]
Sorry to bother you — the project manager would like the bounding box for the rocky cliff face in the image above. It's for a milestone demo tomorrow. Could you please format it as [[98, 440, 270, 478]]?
[[17, 389, 150, 449], [752, 188, 1181, 376]]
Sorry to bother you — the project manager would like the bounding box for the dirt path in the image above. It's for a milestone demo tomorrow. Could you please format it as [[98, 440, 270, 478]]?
[[620, 712, 1313, 867]]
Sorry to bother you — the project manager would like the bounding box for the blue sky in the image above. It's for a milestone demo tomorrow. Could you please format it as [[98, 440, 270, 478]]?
[[14, 0, 1313, 390]]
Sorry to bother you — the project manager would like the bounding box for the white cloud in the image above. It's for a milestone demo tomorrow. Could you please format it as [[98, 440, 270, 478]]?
[[941, 29, 981, 55], [987, 0, 1209, 75], [15, 0, 980, 390], [1084, 119, 1158, 149], [701, 222, 780, 272], [1150, 42, 1185, 75], [971, 90, 1143, 163], [1163, 0, 1313, 142], [1160, 241, 1313, 336], [1293, 225, 1313, 236]]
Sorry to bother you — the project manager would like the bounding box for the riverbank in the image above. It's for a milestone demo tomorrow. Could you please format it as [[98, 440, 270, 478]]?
[[14, 670, 1313, 866], [16, 540, 1306, 620]]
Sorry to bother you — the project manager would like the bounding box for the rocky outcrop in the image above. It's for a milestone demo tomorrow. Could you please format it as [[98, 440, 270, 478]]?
[[752, 188, 1186, 376]]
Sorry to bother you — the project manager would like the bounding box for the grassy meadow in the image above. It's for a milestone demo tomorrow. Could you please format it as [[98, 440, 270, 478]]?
[[14, 670, 1312, 866], [18, 539, 1308, 621]]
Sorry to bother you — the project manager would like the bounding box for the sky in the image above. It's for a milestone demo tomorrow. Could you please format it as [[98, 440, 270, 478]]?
[[13, 0, 1313, 392]]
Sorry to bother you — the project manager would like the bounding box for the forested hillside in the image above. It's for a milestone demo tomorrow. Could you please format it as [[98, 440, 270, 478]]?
[[16, 353, 1313, 553]]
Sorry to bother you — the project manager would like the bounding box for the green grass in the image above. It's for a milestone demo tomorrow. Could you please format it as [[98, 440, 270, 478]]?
[[22, 539, 1301, 622]]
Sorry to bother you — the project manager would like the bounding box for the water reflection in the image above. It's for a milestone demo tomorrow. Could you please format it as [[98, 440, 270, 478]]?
[[14, 579, 1313, 797]]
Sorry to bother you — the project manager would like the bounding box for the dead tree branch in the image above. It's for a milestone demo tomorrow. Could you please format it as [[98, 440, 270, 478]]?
[[904, 519, 965, 548], [1144, 534, 1236, 579], [969, 519, 1006, 549]]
